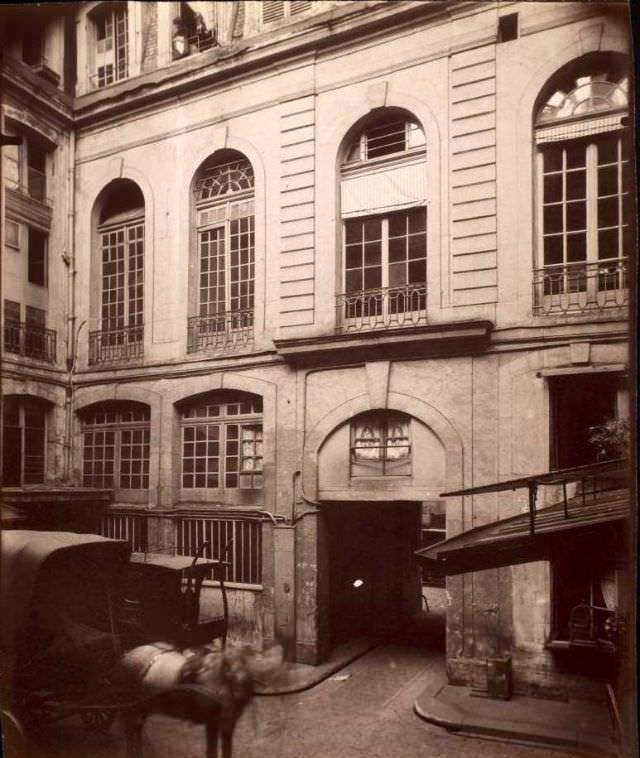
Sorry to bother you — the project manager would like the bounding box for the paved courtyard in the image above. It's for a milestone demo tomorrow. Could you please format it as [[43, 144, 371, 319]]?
[[28, 597, 583, 758]]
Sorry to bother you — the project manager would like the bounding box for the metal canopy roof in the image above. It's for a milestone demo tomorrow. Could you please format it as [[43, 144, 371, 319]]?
[[440, 458, 628, 497], [415, 488, 629, 576]]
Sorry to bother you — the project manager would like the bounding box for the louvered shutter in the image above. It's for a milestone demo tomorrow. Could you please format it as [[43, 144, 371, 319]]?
[[291, 1, 312, 14], [262, 1, 285, 23]]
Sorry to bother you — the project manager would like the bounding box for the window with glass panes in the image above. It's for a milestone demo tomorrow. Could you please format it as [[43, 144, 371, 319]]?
[[99, 220, 144, 341], [344, 207, 426, 313], [540, 134, 630, 289], [536, 65, 629, 293], [2, 396, 46, 486], [350, 411, 411, 477], [181, 394, 263, 490], [82, 403, 150, 489], [94, 5, 128, 87], [194, 156, 255, 325]]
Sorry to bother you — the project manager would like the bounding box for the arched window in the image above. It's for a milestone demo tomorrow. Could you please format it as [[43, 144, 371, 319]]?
[[188, 150, 255, 353], [90, 179, 145, 364], [2, 396, 48, 485], [534, 55, 630, 313], [80, 401, 150, 494], [338, 109, 427, 331], [179, 391, 262, 490]]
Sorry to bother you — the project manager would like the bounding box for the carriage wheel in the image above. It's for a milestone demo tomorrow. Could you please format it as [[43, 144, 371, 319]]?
[[80, 709, 117, 731]]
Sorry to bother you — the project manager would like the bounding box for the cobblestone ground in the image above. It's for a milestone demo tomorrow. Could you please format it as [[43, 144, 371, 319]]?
[[27, 591, 582, 758]]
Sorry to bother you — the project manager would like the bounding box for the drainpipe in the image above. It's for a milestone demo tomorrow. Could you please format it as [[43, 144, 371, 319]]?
[[62, 128, 77, 482]]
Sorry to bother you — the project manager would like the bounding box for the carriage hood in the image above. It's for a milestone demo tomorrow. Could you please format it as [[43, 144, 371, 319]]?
[[1, 531, 130, 658]]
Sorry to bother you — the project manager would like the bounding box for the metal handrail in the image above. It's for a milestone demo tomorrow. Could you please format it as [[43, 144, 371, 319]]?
[[336, 283, 427, 332], [89, 324, 144, 365], [187, 310, 254, 353], [3, 321, 57, 363], [533, 257, 628, 314]]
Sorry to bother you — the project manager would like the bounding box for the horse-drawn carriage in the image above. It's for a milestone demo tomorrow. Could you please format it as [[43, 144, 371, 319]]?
[[0, 530, 258, 758]]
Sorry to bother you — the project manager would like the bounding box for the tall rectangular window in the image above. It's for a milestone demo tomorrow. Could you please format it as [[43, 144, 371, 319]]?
[[344, 207, 426, 317], [94, 4, 128, 88], [2, 397, 46, 486], [25, 306, 46, 360], [549, 373, 619, 469], [28, 227, 47, 286], [3, 300, 21, 355], [541, 135, 629, 295], [100, 221, 144, 341], [199, 201, 255, 320]]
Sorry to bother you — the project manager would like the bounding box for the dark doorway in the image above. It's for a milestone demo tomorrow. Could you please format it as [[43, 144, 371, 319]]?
[[550, 373, 619, 469], [324, 502, 420, 648]]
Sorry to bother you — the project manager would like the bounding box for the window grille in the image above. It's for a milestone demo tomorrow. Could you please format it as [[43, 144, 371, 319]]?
[[100, 511, 149, 552], [176, 515, 263, 585], [81, 403, 150, 489]]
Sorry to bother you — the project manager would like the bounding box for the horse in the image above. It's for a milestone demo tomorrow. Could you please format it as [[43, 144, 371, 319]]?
[[116, 642, 282, 758]]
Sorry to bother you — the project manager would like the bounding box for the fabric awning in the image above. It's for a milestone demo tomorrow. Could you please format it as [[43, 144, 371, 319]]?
[[415, 488, 629, 576]]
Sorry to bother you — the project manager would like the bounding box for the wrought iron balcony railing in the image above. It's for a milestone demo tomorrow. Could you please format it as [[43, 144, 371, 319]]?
[[172, 31, 217, 60], [89, 324, 144, 365], [187, 310, 254, 353], [336, 284, 427, 333], [533, 258, 628, 315], [3, 321, 57, 363]]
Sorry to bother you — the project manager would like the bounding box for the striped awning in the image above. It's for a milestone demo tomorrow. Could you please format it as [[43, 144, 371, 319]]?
[[535, 114, 625, 144], [341, 159, 426, 217]]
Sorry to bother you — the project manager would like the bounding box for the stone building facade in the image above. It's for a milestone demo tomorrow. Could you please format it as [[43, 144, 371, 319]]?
[[1, 1, 633, 697]]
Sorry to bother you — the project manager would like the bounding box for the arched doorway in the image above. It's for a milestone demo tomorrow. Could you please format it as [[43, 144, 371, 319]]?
[[317, 409, 445, 649]]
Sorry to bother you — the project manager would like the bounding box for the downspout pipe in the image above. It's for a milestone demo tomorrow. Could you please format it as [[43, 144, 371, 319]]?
[[63, 128, 77, 482]]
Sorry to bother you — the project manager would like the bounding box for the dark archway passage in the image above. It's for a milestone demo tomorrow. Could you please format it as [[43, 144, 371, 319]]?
[[324, 502, 421, 648]]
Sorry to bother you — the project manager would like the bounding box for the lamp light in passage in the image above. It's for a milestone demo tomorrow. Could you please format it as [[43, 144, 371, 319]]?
[[353, 579, 364, 588]]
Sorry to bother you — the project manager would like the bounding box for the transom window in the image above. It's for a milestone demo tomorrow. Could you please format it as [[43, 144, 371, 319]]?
[[350, 411, 411, 477], [345, 116, 425, 164], [534, 57, 630, 312], [81, 402, 150, 491], [2, 396, 47, 486], [180, 392, 263, 490]]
